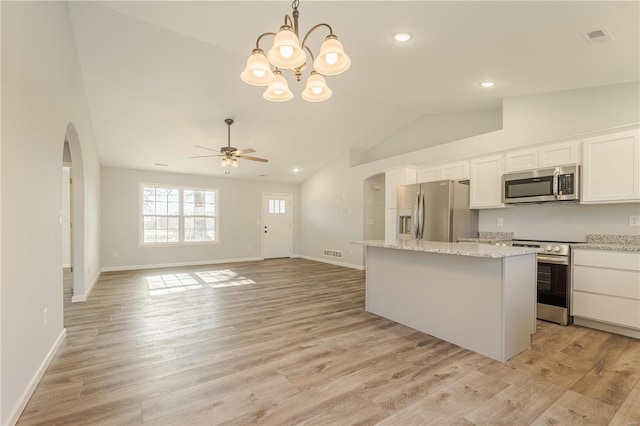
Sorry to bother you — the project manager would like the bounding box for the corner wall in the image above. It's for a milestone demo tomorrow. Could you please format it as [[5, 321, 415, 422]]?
[[100, 167, 300, 270], [1, 2, 101, 423]]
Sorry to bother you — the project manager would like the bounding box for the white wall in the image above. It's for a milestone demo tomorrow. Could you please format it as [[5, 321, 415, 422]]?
[[101, 167, 299, 270], [1, 2, 101, 424], [299, 82, 640, 268], [480, 203, 640, 242], [356, 108, 503, 165]]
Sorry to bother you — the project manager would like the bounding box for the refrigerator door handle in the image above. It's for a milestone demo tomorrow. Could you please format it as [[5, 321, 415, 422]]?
[[418, 191, 425, 239], [412, 192, 420, 238]]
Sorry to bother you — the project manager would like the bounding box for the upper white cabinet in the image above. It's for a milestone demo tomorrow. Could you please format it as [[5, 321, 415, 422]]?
[[417, 161, 470, 183], [385, 167, 416, 209], [581, 130, 640, 204], [504, 140, 580, 173], [470, 155, 504, 209]]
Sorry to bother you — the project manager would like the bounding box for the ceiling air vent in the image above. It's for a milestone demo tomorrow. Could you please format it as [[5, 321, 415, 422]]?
[[582, 27, 615, 46]]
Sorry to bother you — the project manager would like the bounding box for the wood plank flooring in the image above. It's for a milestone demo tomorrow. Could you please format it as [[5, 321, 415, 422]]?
[[18, 258, 640, 425]]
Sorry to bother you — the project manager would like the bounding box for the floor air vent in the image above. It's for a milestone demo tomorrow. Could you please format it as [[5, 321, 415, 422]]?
[[323, 249, 343, 258]]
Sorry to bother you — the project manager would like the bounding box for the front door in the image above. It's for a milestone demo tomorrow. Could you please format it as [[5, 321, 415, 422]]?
[[262, 193, 292, 259]]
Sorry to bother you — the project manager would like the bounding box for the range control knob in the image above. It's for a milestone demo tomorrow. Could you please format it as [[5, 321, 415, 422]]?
[[554, 246, 561, 252], [545, 245, 552, 251]]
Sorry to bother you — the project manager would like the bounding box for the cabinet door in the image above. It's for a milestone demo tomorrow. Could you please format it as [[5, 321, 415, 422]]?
[[470, 155, 504, 208], [442, 161, 470, 180], [582, 130, 640, 203], [504, 148, 538, 172], [539, 140, 580, 168], [417, 167, 442, 183]]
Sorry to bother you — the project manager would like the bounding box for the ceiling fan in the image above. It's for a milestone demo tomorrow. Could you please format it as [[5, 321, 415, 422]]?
[[190, 118, 268, 167]]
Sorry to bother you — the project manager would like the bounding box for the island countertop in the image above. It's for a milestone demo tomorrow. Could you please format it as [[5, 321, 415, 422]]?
[[352, 239, 540, 258]]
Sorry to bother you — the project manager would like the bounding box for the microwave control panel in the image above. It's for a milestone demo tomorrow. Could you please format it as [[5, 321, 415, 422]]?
[[558, 174, 574, 195]]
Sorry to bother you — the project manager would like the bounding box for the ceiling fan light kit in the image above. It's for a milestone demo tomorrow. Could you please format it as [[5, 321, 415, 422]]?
[[191, 118, 268, 170], [241, 0, 350, 102]]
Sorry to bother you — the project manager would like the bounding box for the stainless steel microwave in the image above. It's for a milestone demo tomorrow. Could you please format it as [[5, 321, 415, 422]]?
[[502, 165, 579, 204]]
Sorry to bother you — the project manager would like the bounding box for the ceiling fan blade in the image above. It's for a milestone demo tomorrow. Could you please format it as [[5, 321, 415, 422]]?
[[189, 154, 222, 158], [194, 145, 220, 153], [236, 154, 269, 163], [234, 148, 255, 155]]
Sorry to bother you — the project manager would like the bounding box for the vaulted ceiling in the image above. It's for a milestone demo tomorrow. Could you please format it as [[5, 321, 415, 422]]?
[[68, 1, 639, 182]]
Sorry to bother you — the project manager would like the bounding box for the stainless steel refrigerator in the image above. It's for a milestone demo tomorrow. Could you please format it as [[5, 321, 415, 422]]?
[[397, 180, 478, 242]]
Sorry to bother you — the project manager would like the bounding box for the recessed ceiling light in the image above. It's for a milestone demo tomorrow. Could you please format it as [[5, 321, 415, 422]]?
[[292, 168, 300, 173], [393, 33, 413, 42], [479, 81, 496, 88]]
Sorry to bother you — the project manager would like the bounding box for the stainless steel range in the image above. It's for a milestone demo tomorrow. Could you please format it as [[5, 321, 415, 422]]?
[[511, 240, 573, 325]]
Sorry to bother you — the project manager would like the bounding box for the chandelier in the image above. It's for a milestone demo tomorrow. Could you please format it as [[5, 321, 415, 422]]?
[[240, 0, 351, 102]]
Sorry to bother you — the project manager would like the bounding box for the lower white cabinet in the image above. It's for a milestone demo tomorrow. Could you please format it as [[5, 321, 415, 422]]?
[[572, 249, 640, 334]]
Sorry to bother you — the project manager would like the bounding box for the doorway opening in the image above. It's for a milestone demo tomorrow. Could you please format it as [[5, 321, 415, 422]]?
[[363, 173, 386, 241], [262, 193, 293, 259]]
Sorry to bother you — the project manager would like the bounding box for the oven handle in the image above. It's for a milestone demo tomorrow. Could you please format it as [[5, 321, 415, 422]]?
[[537, 254, 569, 265]]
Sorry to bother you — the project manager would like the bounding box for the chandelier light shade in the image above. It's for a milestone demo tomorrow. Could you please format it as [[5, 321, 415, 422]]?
[[240, 0, 350, 103], [301, 71, 332, 102], [263, 69, 294, 102], [267, 26, 307, 69], [240, 49, 275, 86], [313, 35, 351, 76]]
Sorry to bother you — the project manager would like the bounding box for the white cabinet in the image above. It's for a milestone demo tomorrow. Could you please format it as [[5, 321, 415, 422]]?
[[470, 155, 504, 209], [417, 161, 470, 183], [385, 167, 416, 241], [572, 249, 640, 337], [385, 167, 416, 209], [504, 140, 580, 173], [581, 130, 640, 204]]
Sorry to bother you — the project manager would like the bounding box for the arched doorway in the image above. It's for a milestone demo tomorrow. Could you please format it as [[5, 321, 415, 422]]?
[[64, 123, 86, 304]]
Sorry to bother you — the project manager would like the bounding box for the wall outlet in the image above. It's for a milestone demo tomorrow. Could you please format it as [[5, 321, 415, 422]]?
[[497, 217, 504, 227], [112, 250, 118, 258], [43, 308, 48, 326], [630, 215, 640, 226]]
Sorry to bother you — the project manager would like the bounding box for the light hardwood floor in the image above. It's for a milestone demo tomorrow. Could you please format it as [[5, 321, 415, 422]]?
[[18, 258, 640, 425]]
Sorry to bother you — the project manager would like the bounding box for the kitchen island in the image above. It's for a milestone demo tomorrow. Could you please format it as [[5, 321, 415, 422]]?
[[353, 240, 540, 362]]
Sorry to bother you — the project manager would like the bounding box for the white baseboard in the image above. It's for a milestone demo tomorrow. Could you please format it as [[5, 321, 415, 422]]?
[[100, 257, 265, 273], [71, 270, 100, 303], [294, 255, 365, 271], [5, 328, 66, 426]]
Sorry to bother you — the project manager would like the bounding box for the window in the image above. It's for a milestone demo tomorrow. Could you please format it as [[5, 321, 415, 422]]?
[[141, 184, 218, 245], [268, 199, 286, 214]]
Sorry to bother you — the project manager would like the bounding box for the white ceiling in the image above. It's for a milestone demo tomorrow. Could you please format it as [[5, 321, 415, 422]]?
[[68, 1, 639, 183]]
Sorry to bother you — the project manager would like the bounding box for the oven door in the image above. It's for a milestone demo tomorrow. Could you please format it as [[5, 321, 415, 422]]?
[[537, 254, 571, 325]]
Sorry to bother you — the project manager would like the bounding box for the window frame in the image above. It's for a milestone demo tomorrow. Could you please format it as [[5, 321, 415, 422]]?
[[138, 183, 220, 247]]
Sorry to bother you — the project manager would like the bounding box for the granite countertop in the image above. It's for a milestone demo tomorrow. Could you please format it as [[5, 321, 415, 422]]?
[[458, 231, 514, 244], [351, 240, 540, 259], [571, 234, 640, 253]]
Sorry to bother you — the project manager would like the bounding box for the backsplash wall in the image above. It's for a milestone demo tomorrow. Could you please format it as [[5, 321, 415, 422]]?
[[479, 203, 640, 242]]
